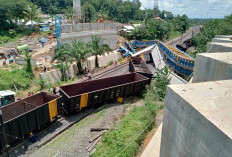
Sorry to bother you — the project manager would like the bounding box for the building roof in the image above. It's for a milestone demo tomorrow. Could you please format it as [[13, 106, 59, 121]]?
[[123, 25, 134, 30], [0, 90, 16, 98]]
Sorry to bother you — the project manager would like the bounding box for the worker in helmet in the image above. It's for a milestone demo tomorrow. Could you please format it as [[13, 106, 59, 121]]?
[[29, 132, 37, 142]]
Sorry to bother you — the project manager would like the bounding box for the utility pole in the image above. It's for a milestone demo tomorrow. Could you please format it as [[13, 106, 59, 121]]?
[[73, 0, 82, 24]]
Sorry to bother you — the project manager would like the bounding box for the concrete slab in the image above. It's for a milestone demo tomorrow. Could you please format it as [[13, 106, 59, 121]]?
[[82, 23, 91, 31], [98, 23, 105, 30], [91, 23, 98, 30], [141, 124, 162, 157], [160, 80, 232, 157], [212, 38, 232, 44], [60, 30, 117, 50], [215, 35, 232, 38], [110, 23, 117, 30], [193, 52, 232, 83], [73, 23, 83, 32], [105, 23, 111, 30], [61, 24, 73, 33], [207, 42, 232, 53]]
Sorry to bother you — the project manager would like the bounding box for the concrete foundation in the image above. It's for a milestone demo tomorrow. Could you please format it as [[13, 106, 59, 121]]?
[[61, 30, 117, 50], [215, 35, 232, 38], [160, 80, 232, 157], [73, 23, 83, 32], [206, 35, 232, 53], [40, 64, 77, 83], [61, 24, 73, 33], [212, 38, 232, 44], [207, 42, 232, 53], [61, 23, 117, 33], [192, 52, 232, 83], [40, 51, 120, 82]]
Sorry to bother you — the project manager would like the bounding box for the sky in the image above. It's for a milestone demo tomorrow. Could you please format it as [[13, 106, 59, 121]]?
[[140, 0, 232, 19]]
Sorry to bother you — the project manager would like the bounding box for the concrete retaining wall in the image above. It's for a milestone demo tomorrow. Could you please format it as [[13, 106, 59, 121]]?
[[212, 38, 232, 44], [40, 64, 77, 83], [160, 80, 232, 157], [207, 42, 232, 53], [15, 58, 36, 66], [84, 51, 120, 69], [40, 51, 120, 82], [61, 30, 117, 50], [61, 23, 117, 33], [192, 53, 232, 83]]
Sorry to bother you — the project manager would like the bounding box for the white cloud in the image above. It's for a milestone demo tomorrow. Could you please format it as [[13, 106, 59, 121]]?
[[140, 0, 232, 18]]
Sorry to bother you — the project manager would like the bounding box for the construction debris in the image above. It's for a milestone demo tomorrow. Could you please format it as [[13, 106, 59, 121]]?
[[90, 127, 117, 132], [89, 132, 103, 143]]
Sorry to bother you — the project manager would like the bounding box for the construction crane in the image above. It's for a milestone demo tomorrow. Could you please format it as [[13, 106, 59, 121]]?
[[154, 0, 159, 18]]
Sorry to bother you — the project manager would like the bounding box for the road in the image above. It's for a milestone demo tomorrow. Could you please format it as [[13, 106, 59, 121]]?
[[168, 26, 201, 47]]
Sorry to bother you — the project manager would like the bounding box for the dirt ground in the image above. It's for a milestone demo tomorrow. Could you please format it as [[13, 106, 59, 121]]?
[[20, 98, 143, 157]]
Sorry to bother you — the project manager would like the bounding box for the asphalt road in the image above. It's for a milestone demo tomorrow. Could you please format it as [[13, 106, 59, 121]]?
[[169, 26, 201, 47]]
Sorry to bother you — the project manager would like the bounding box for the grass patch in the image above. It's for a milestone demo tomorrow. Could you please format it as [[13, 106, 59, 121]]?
[[0, 68, 32, 90], [107, 60, 114, 67], [91, 69, 170, 157], [169, 31, 182, 40], [91, 101, 162, 157], [0, 27, 34, 45]]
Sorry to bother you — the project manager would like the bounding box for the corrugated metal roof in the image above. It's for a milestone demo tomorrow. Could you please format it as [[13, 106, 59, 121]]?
[[0, 90, 16, 98]]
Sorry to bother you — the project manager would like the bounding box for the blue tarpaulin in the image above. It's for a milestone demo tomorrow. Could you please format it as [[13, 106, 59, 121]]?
[[40, 37, 49, 43]]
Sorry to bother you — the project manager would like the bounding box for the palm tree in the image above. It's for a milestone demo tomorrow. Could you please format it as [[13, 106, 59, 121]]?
[[53, 62, 68, 81], [89, 36, 111, 68], [53, 40, 91, 74], [23, 3, 41, 24], [21, 51, 34, 78]]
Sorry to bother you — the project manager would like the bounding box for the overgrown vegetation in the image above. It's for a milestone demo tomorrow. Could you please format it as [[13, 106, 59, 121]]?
[[127, 15, 190, 41], [89, 36, 111, 68], [92, 68, 170, 157], [189, 18, 209, 26], [0, 27, 34, 45], [193, 14, 232, 53], [0, 68, 31, 91]]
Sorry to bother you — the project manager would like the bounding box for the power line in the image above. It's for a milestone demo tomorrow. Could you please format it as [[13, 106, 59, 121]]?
[[115, 117, 156, 157]]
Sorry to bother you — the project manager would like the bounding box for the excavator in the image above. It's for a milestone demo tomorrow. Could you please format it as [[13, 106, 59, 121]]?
[[98, 18, 104, 23]]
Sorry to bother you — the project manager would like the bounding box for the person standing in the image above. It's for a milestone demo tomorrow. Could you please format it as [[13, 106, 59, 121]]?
[[43, 66, 47, 73], [88, 71, 92, 81], [52, 86, 56, 94]]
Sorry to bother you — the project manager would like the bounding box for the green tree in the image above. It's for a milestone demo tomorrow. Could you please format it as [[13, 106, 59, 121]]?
[[21, 51, 34, 78], [53, 40, 91, 74], [89, 36, 111, 68], [0, 0, 27, 30], [82, 2, 96, 22], [23, 3, 41, 23], [53, 62, 68, 81], [193, 14, 232, 53], [65, 6, 73, 20]]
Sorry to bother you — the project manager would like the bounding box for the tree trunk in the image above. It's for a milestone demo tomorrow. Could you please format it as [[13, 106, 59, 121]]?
[[95, 55, 99, 68], [26, 58, 34, 79], [77, 61, 83, 74]]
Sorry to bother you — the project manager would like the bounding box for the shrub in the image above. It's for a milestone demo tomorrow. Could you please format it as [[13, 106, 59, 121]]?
[[0, 68, 31, 90], [91, 68, 170, 157], [107, 60, 114, 66]]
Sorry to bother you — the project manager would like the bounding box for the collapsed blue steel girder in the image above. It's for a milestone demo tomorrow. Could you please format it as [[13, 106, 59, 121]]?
[[121, 40, 195, 77]]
